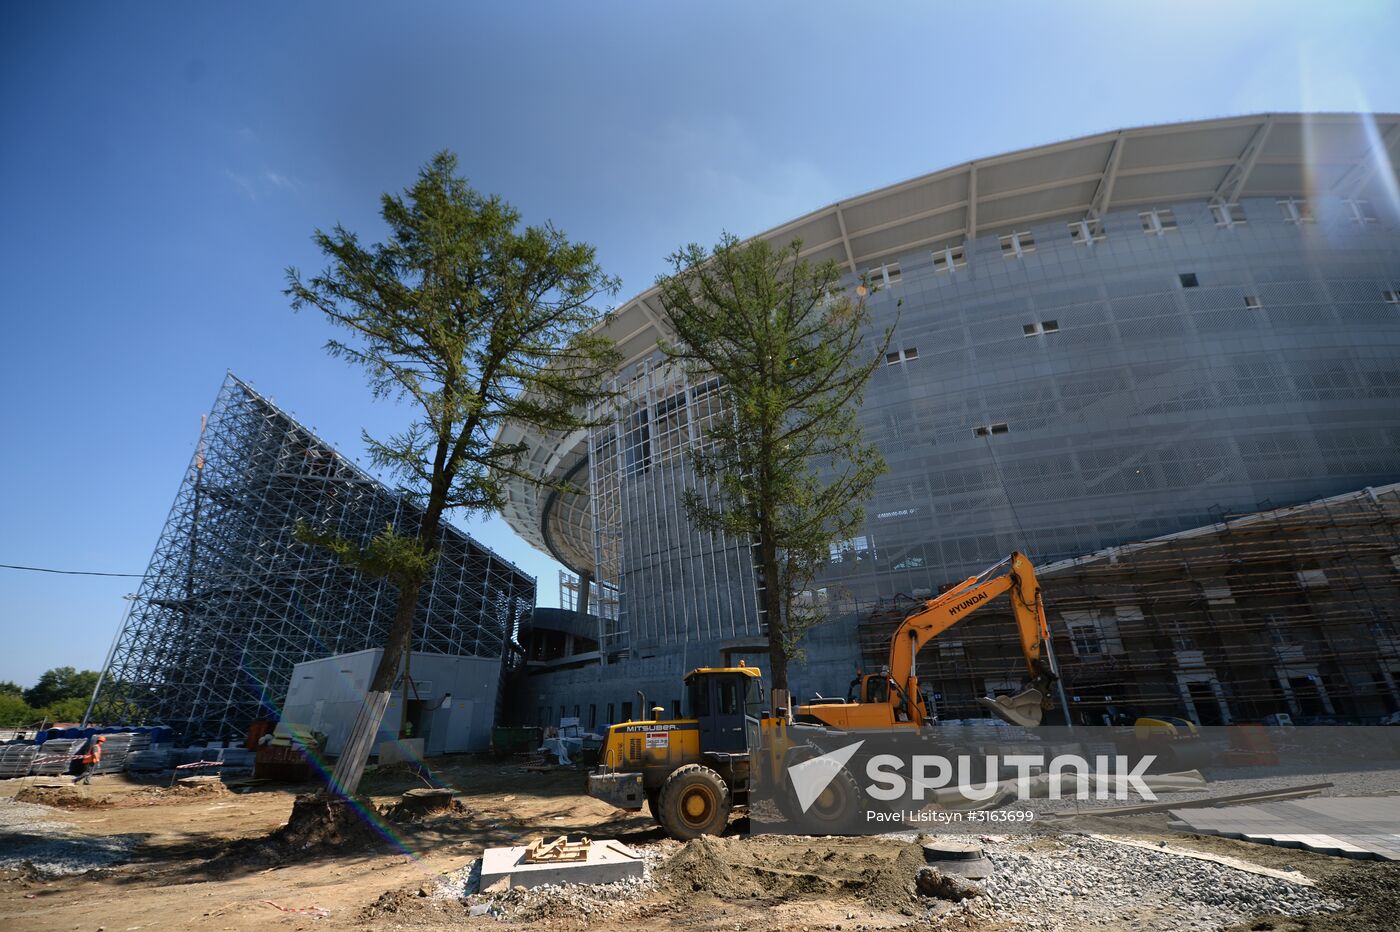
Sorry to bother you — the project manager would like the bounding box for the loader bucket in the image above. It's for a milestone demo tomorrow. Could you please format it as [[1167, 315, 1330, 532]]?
[[976, 688, 1045, 727]]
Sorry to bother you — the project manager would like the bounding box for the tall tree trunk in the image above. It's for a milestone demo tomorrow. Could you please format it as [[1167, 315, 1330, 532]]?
[[758, 531, 788, 693], [368, 579, 423, 696], [328, 509, 441, 797]]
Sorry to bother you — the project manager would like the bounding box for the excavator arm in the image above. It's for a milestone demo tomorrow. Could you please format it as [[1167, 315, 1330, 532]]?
[[794, 551, 1060, 730], [886, 551, 1059, 726]]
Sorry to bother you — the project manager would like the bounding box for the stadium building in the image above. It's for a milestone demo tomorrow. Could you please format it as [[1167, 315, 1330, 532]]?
[[509, 114, 1400, 727], [501, 112, 1400, 729]]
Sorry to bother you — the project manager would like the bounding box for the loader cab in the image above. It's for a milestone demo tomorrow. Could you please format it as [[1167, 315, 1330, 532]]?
[[686, 666, 763, 754]]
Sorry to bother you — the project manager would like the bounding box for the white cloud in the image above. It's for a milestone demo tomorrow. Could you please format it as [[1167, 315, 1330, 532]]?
[[222, 167, 301, 200], [263, 170, 299, 190], [223, 169, 258, 200]]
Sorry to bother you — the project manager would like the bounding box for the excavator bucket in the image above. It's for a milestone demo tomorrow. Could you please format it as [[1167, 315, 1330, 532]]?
[[977, 688, 1045, 727]]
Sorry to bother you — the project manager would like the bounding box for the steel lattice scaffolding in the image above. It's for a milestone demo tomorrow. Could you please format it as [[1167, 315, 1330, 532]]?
[[92, 374, 535, 741]]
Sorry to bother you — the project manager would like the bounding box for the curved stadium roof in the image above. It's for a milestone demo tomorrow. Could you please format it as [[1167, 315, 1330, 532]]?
[[497, 112, 1400, 574]]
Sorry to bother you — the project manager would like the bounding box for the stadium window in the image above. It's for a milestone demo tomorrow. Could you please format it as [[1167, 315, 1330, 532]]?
[[1068, 218, 1106, 245], [999, 230, 1035, 258], [1277, 197, 1314, 224], [1140, 208, 1177, 235], [1384, 290, 1400, 304], [1244, 295, 1263, 309], [1023, 323, 1040, 337], [886, 347, 919, 365], [937, 639, 965, 659], [989, 422, 1010, 435], [607, 703, 614, 724], [973, 423, 1009, 438], [903, 346, 918, 360], [1042, 319, 1059, 332], [1210, 201, 1247, 227], [1345, 199, 1378, 224], [672, 699, 681, 719], [864, 261, 902, 289], [972, 426, 990, 438], [885, 351, 902, 366], [829, 536, 872, 563], [931, 243, 967, 273], [621, 701, 632, 721], [589, 704, 597, 729], [622, 405, 651, 477], [1179, 272, 1199, 288]]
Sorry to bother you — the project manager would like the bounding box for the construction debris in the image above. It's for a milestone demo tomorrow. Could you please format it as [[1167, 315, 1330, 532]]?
[[915, 865, 983, 900], [480, 837, 643, 890], [523, 835, 591, 863]]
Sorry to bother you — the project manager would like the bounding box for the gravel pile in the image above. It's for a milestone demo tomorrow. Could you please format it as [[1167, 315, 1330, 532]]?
[[0, 797, 140, 876], [431, 832, 1341, 930], [938, 833, 1344, 931]]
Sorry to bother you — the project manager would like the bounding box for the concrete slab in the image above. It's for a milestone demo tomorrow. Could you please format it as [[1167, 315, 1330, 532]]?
[[480, 839, 644, 890], [1170, 796, 1400, 861], [377, 738, 424, 765]]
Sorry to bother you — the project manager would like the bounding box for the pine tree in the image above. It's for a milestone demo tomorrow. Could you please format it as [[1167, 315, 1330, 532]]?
[[655, 234, 889, 695], [286, 152, 619, 793]]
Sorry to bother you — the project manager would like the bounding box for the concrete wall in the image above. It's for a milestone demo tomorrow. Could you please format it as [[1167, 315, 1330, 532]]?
[[282, 649, 501, 755]]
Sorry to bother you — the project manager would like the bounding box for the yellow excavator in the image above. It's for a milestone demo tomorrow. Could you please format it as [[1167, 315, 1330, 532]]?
[[796, 551, 1059, 730], [587, 552, 1061, 839]]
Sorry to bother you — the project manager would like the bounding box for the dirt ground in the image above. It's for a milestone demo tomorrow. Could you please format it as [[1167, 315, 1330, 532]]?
[[1, 759, 1398, 931]]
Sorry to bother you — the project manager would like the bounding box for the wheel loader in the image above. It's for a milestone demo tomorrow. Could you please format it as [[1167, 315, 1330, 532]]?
[[587, 552, 1062, 839]]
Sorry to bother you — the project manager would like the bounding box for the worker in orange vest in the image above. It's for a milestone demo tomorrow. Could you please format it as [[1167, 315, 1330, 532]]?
[[73, 735, 105, 784]]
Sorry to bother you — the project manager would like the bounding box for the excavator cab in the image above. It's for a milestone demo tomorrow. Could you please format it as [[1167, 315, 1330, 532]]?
[[848, 671, 924, 722]]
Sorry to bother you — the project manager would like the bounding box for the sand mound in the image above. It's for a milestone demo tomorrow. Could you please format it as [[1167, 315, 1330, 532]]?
[[655, 834, 926, 914], [15, 781, 231, 810]]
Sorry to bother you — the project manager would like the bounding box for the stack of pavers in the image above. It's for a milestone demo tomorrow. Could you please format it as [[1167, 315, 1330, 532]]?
[[0, 744, 38, 778], [31, 737, 85, 775], [124, 734, 171, 772], [93, 732, 142, 775]]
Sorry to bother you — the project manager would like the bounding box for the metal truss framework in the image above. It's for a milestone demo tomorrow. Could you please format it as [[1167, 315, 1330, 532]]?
[[92, 374, 535, 740]]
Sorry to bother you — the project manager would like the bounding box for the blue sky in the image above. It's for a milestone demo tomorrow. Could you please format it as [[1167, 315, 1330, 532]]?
[[2, 1, 1399, 687]]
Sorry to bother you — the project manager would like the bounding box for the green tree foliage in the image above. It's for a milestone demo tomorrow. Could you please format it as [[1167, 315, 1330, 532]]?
[[0, 680, 23, 696], [23, 667, 100, 709], [655, 235, 890, 694], [0, 693, 35, 727], [286, 151, 619, 793], [39, 696, 89, 724]]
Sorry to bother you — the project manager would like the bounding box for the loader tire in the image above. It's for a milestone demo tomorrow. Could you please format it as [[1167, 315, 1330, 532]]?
[[776, 747, 867, 834], [646, 787, 662, 824], [657, 764, 731, 839]]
